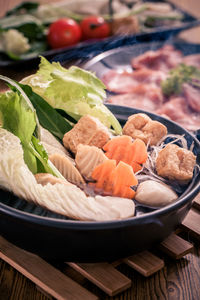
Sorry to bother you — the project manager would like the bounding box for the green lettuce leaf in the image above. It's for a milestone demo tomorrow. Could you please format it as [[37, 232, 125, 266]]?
[[22, 57, 122, 134], [0, 76, 63, 178], [0, 91, 38, 173]]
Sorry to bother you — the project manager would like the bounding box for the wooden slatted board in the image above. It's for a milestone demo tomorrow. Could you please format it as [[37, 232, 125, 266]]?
[[0, 194, 200, 299]]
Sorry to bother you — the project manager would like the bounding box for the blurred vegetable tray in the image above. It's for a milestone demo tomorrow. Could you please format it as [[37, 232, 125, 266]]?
[[0, 0, 200, 68], [0, 194, 200, 299]]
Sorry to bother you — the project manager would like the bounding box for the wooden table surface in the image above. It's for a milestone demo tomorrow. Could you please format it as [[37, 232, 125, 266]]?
[[0, 1, 200, 299]]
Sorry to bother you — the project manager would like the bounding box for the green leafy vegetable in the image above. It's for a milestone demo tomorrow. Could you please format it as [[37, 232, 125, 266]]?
[[161, 63, 200, 97], [5, 51, 21, 61], [19, 83, 73, 140], [4, 40, 48, 61], [0, 91, 38, 173], [30, 135, 57, 174], [0, 12, 46, 59], [144, 13, 183, 27], [0, 14, 45, 41], [6, 2, 39, 17], [21, 40, 48, 58], [0, 75, 63, 179], [22, 57, 122, 134], [14, 21, 44, 41]]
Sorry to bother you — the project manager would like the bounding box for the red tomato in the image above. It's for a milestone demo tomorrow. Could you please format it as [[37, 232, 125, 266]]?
[[80, 16, 110, 40], [47, 18, 82, 49]]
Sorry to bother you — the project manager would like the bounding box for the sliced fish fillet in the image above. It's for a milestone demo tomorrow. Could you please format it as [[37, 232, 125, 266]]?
[[75, 144, 108, 180], [49, 153, 85, 185]]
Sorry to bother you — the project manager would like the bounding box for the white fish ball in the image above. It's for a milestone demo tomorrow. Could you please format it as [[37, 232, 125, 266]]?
[[135, 180, 178, 207]]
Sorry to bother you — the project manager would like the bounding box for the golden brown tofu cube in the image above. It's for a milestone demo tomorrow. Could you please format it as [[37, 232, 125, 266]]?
[[156, 144, 196, 184], [123, 113, 167, 146], [63, 115, 110, 153]]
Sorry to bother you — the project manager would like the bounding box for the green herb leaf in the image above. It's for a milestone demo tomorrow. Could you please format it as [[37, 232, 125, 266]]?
[[161, 63, 200, 97], [19, 83, 73, 140]]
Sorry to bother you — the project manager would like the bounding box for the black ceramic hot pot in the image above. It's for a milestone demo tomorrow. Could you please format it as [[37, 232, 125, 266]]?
[[0, 105, 200, 262]]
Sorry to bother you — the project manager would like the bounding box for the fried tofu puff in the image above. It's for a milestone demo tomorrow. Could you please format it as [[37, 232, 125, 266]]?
[[123, 113, 167, 146], [63, 115, 111, 154], [156, 144, 196, 184]]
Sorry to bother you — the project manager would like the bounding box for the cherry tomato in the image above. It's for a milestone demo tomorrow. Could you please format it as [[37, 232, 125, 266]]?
[[47, 18, 82, 49], [80, 16, 110, 40]]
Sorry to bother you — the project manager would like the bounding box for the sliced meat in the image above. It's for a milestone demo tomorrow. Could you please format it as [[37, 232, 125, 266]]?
[[107, 84, 163, 111], [102, 68, 167, 94], [102, 45, 200, 132], [156, 96, 200, 131], [131, 68, 168, 85], [131, 45, 183, 72], [102, 70, 139, 94], [183, 83, 200, 112], [183, 54, 200, 69], [156, 97, 188, 120]]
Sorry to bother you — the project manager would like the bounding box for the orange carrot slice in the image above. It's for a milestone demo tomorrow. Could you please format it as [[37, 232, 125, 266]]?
[[131, 138, 148, 164], [92, 159, 116, 191], [131, 162, 142, 173], [103, 135, 147, 172], [103, 135, 132, 152], [91, 160, 138, 199], [111, 161, 137, 199]]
